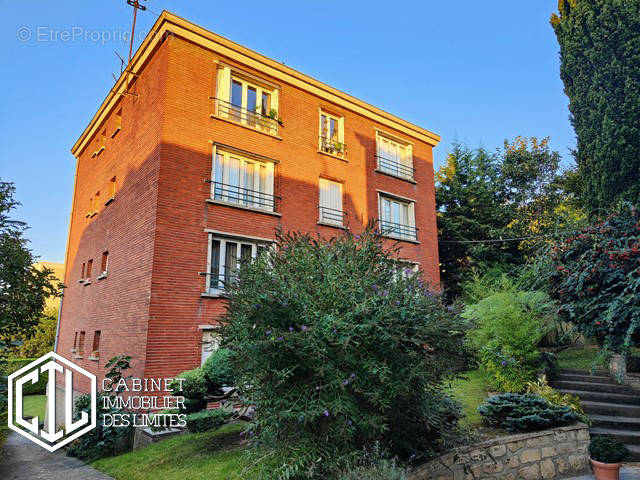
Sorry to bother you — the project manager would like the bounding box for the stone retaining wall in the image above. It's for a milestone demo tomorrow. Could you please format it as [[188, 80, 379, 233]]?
[[610, 354, 640, 392], [410, 423, 590, 480]]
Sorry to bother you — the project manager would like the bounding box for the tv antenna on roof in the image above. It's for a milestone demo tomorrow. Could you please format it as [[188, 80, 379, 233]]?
[[126, 0, 147, 65], [112, 0, 146, 97]]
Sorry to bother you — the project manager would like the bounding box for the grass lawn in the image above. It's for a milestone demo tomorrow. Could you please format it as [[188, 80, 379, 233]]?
[[92, 423, 247, 480], [556, 346, 607, 370], [22, 394, 46, 421], [448, 370, 490, 427]]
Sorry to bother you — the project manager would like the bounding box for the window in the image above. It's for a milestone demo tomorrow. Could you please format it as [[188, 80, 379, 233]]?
[[319, 110, 345, 157], [93, 129, 106, 157], [212, 149, 276, 212], [376, 133, 413, 180], [86, 259, 93, 279], [106, 177, 116, 204], [81, 262, 86, 279], [207, 235, 269, 293], [94, 191, 100, 214], [73, 331, 78, 352], [215, 65, 280, 135], [100, 251, 109, 277], [318, 178, 344, 226], [112, 108, 122, 137], [201, 330, 221, 365], [379, 194, 417, 241], [78, 331, 85, 355], [92, 331, 101, 356]]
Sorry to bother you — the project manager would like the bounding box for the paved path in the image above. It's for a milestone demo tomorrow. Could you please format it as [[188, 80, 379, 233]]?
[[0, 431, 114, 480], [563, 465, 640, 479]]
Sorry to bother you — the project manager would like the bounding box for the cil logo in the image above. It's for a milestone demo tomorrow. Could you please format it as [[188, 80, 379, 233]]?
[[7, 352, 96, 452]]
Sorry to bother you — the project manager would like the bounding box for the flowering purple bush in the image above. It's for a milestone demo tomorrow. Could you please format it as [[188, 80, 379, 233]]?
[[551, 204, 640, 352], [221, 225, 469, 472]]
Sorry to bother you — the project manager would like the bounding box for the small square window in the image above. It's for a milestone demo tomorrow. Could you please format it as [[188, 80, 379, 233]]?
[[92, 331, 101, 356]]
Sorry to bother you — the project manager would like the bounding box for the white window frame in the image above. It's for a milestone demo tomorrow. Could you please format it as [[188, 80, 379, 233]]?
[[318, 178, 344, 226], [378, 193, 417, 241], [216, 64, 280, 134], [201, 330, 221, 366], [206, 233, 271, 294], [375, 131, 414, 181], [211, 147, 276, 212], [318, 109, 345, 156]]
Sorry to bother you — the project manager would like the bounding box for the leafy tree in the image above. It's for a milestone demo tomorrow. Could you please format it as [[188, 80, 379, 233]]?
[[551, 0, 640, 214], [0, 180, 60, 342], [435, 144, 515, 297], [17, 306, 58, 357], [223, 226, 468, 476], [550, 203, 640, 353]]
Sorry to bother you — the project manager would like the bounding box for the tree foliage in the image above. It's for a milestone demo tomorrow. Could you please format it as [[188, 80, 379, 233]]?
[[0, 180, 60, 341], [550, 203, 640, 353], [17, 306, 58, 357], [551, 0, 640, 214], [222, 226, 469, 474]]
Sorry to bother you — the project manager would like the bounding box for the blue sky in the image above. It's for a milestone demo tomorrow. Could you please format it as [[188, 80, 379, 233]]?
[[0, 1, 574, 263]]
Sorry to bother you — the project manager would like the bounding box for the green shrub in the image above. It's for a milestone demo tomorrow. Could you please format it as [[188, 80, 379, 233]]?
[[203, 348, 235, 394], [172, 367, 207, 400], [1, 358, 48, 394], [463, 290, 550, 392], [551, 203, 640, 353], [339, 458, 407, 480], [588, 436, 630, 464], [17, 307, 57, 358], [525, 378, 587, 422], [185, 408, 232, 433], [478, 393, 578, 432], [223, 226, 469, 474], [66, 392, 132, 461]]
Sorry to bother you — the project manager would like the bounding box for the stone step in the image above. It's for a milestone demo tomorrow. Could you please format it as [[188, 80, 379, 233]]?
[[557, 389, 640, 406], [591, 427, 640, 445], [590, 414, 640, 431], [628, 444, 640, 462], [581, 400, 640, 418], [555, 373, 616, 384], [556, 368, 609, 377], [552, 380, 632, 394]]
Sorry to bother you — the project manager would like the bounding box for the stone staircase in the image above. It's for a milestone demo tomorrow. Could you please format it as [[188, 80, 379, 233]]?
[[550, 368, 640, 462]]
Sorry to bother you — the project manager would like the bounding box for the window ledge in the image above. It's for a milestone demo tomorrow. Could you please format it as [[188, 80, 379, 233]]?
[[317, 221, 346, 230], [89, 211, 98, 218], [97, 272, 107, 280], [206, 198, 282, 217], [73, 355, 83, 360], [83, 279, 91, 286], [111, 126, 121, 138], [210, 114, 282, 140], [380, 234, 420, 245], [70, 348, 77, 353], [78, 279, 85, 284], [104, 197, 115, 206], [374, 169, 416, 184], [201, 292, 226, 298], [317, 149, 348, 162], [88, 356, 100, 362]]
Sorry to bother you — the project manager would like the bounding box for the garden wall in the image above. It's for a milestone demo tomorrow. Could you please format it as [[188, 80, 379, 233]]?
[[610, 354, 640, 392], [410, 423, 590, 480]]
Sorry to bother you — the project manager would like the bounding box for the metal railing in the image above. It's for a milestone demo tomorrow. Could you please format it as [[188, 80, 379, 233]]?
[[209, 181, 278, 212], [213, 98, 280, 135], [209, 272, 237, 291], [379, 220, 418, 241], [319, 136, 346, 157], [319, 205, 345, 226], [375, 155, 415, 180]]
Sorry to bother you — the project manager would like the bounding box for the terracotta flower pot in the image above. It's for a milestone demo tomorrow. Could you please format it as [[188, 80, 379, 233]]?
[[590, 458, 622, 480]]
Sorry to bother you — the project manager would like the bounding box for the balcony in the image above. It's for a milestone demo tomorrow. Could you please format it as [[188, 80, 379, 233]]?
[[379, 220, 418, 241], [318, 206, 345, 226], [210, 181, 278, 212], [375, 155, 415, 181], [213, 98, 280, 136], [319, 136, 347, 158]]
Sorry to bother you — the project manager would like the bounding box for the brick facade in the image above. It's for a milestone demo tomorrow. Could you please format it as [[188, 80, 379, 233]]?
[[57, 12, 441, 392]]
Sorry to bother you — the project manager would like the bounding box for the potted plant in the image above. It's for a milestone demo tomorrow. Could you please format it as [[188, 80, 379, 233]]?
[[588, 436, 630, 480]]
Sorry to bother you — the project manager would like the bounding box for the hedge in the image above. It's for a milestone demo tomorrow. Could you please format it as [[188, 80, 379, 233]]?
[[185, 408, 232, 433]]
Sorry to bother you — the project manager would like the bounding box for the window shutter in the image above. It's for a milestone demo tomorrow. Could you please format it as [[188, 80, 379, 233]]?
[[216, 66, 231, 117]]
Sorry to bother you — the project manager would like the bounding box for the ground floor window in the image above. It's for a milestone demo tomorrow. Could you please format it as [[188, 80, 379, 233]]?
[[207, 234, 270, 293]]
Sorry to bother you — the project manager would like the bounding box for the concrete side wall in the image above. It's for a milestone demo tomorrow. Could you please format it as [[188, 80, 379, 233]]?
[[410, 424, 591, 480]]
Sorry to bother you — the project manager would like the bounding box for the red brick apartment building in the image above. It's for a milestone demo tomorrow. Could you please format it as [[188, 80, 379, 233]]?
[[56, 11, 441, 398]]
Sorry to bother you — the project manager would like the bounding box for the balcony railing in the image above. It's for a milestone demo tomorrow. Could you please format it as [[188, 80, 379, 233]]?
[[213, 98, 280, 136], [208, 272, 236, 292], [375, 155, 415, 181], [208, 181, 278, 212], [379, 220, 418, 241], [319, 205, 345, 226], [319, 136, 346, 158]]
